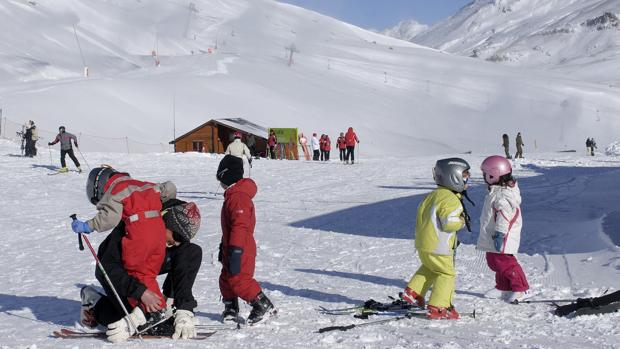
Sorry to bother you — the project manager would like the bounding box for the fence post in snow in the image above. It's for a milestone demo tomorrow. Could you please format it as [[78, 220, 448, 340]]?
[[125, 137, 130, 154]]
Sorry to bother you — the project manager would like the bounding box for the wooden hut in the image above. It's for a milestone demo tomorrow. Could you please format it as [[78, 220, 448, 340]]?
[[170, 118, 268, 156]]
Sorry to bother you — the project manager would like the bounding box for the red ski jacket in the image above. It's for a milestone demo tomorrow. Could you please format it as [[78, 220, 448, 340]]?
[[323, 137, 331, 151], [337, 136, 346, 150], [221, 178, 257, 259], [345, 128, 359, 147], [268, 134, 277, 147]]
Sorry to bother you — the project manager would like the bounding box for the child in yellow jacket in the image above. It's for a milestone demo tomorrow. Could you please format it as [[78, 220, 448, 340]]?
[[401, 158, 471, 319]]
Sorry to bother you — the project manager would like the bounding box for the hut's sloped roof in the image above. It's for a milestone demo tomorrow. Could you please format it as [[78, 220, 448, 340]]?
[[216, 118, 267, 139], [171, 117, 267, 144]]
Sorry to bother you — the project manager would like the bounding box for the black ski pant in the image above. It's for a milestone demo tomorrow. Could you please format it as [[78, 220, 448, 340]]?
[[313, 149, 320, 161], [339, 149, 346, 161], [269, 146, 276, 159], [320, 150, 324, 161], [324, 150, 330, 161], [94, 227, 202, 325], [345, 146, 355, 163], [25, 139, 36, 157], [61, 148, 80, 168]]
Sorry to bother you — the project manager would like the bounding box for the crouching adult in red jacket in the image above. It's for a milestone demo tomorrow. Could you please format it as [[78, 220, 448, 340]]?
[[216, 155, 276, 325]]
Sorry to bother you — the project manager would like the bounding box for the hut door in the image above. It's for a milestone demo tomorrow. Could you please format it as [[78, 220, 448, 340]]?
[[192, 141, 204, 152]]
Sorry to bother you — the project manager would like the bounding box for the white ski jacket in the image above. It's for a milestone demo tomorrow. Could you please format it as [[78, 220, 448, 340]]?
[[225, 139, 251, 178], [476, 182, 523, 254]]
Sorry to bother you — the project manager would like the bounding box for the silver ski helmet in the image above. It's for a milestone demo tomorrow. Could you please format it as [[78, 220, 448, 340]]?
[[86, 166, 129, 205], [432, 158, 471, 193]]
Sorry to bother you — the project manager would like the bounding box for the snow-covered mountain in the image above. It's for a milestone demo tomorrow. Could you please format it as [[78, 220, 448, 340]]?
[[409, 0, 620, 84], [0, 0, 619, 156], [381, 19, 428, 42]]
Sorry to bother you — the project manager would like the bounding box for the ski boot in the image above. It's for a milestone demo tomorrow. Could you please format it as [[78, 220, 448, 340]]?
[[400, 287, 425, 308], [427, 305, 460, 320], [221, 298, 239, 323], [58, 167, 69, 173], [137, 309, 169, 333], [505, 291, 526, 304], [80, 285, 103, 328], [247, 292, 276, 325]]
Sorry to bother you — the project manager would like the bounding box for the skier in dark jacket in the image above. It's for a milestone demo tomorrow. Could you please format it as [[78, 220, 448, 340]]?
[[24, 120, 38, 157], [502, 134, 511, 159], [48, 126, 81, 172], [216, 155, 276, 325], [80, 198, 202, 341], [515, 132, 524, 159]]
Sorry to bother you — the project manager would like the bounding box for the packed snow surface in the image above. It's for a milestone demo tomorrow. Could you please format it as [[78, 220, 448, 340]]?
[[0, 139, 618, 348]]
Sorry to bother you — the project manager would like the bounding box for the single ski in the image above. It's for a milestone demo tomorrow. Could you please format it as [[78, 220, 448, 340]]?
[[52, 328, 215, 340]]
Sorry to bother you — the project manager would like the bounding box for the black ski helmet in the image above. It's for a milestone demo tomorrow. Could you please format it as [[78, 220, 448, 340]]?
[[86, 166, 129, 205], [59, 126, 66, 133]]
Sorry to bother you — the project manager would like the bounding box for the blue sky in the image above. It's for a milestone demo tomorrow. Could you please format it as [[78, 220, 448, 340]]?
[[277, 0, 473, 29]]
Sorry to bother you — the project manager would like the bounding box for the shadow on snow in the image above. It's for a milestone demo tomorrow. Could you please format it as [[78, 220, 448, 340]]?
[[0, 293, 79, 326], [289, 163, 620, 254]]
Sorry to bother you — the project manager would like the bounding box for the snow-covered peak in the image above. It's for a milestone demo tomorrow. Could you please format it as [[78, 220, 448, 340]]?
[[411, 0, 620, 83], [382, 19, 428, 42]]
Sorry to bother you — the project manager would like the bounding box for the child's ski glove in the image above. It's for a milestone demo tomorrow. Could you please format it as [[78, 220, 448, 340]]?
[[493, 232, 505, 252], [72, 219, 93, 234]]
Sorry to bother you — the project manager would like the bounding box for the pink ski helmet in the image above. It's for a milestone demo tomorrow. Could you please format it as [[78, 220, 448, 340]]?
[[234, 131, 242, 139], [480, 155, 512, 185]]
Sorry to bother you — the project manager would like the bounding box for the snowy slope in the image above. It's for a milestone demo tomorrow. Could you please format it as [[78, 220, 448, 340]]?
[[408, 0, 620, 84], [0, 139, 618, 348], [0, 0, 619, 156]]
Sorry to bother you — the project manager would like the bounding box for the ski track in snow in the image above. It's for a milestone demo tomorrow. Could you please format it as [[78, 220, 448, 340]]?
[[0, 140, 618, 348]]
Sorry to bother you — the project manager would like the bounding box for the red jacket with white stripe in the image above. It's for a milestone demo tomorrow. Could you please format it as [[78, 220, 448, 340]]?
[[476, 182, 523, 254]]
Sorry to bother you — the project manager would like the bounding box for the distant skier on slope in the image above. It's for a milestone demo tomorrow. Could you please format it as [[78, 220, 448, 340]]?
[[79, 199, 202, 341], [23, 120, 38, 157], [70, 166, 178, 341], [344, 127, 359, 164], [478, 155, 529, 304], [48, 126, 81, 173], [400, 158, 470, 319], [515, 132, 524, 159], [337, 132, 346, 162], [225, 131, 252, 177], [216, 155, 276, 325], [267, 130, 277, 159], [311, 133, 320, 161], [502, 134, 511, 159]]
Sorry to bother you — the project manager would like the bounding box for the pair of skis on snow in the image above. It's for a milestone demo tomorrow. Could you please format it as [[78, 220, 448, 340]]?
[[316, 296, 478, 333], [52, 323, 240, 340]]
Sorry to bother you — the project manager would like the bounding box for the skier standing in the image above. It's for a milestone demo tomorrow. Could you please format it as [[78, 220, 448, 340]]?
[[225, 131, 252, 177], [48, 126, 81, 172], [216, 155, 276, 324], [323, 134, 331, 161], [515, 132, 524, 159], [80, 198, 202, 341], [267, 130, 277, 159], [586, 138, 592, 155], [344, 127, 359, 164], [337, 132, 346, 162], [478, 155, 529, 303], [70, 166, 178, 341], [24, 120, 38, 157], [502, 134, 511, 159], [311, 133, 320, 161], [401, 158, 470, 319], [319, 134, 326, 161], [590, 138, 597, 156]]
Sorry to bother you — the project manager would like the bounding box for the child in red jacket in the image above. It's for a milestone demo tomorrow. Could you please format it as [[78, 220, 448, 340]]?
[[216, 155, 276, 324]]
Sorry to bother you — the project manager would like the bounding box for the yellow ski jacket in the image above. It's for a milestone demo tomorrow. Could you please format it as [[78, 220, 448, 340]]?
[[415, 187, 465, 256]]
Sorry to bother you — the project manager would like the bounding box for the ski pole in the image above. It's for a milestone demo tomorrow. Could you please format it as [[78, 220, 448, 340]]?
[[318, 314, 409, 333], [70, 214, 141, 339], [70, 214, 84, 251], [76, 147, 91, 171], [48, 145, 53, 167], [515, 299, 577, 304]]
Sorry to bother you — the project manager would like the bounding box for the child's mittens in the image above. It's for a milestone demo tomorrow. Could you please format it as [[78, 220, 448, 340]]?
[[493, 232, 505, 252]]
